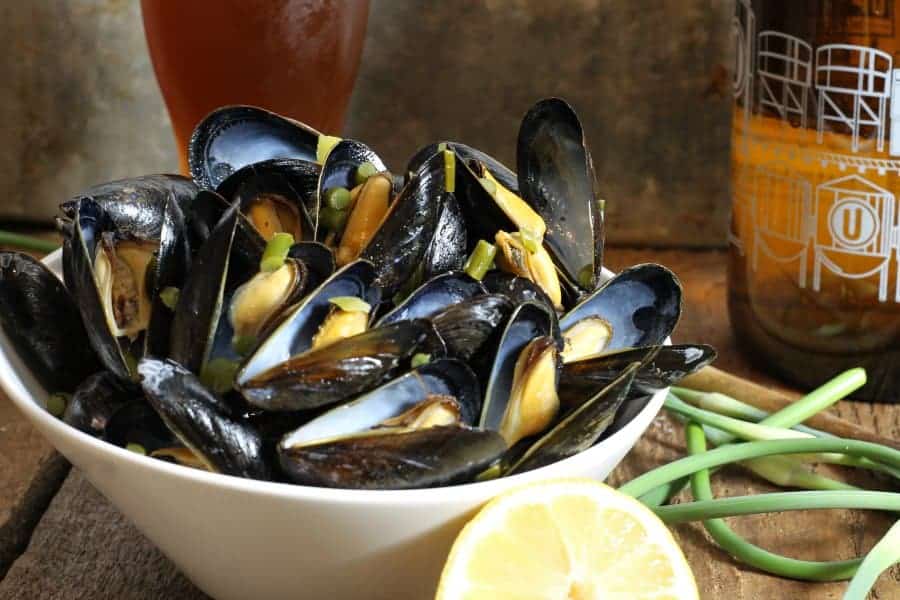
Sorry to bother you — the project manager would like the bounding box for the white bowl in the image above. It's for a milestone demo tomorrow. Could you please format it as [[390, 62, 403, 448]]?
[[0, 251, 668, 600]]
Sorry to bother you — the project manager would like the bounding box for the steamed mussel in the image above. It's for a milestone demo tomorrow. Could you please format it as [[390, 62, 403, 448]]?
[[0, 97, 716, 490]]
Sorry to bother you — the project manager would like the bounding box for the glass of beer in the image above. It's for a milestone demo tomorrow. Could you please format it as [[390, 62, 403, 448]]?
[[140, 0, 370, 174], [729, 0, 900, 401]]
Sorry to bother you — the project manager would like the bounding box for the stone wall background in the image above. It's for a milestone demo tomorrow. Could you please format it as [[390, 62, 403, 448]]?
[[1, 0, 733, 246]]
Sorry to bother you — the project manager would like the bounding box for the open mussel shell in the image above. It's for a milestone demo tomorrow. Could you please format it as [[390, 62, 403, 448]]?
[[560, 263, 682, 352], [480, 302, 560, 432], [560, 344, 717, 405], [507, 362, 640, 475], [138, 358, 270, 480], [237, 259, 379, 381], [189, 105, 322, 189], [279, 425, 506, 490], [361, 151, 444, 293], [64, 371, 140, 436], [65, 199, 152, 379], [431, 294, 514, 360], [0, 252, 101, 392], [377, 271, 485, 326], [317, 139, 387, 204], [218, 159, 318, 242], [517, 98, 604, 292], [59, 174, 198, 241], [280, 358, 481, 449], [188, 190, 266, 274], [238, 319, 438, 412]]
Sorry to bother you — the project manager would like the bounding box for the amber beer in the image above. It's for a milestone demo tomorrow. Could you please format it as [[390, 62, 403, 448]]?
[[729, 0, 900, 401], [141, 0, 370, 174]]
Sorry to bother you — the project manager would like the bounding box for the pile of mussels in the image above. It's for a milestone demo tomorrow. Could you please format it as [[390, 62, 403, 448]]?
[[0, 98, 715, 489]]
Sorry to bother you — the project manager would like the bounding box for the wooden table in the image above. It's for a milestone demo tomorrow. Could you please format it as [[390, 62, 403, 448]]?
[[1, 248, 898, 599]]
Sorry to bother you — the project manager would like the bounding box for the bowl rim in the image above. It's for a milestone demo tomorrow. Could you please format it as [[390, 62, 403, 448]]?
[[0, 249, 668, 505]]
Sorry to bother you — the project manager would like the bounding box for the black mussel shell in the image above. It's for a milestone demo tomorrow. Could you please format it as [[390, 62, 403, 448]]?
[[560, 344, 717, 406], [280, 358, 481, 449], [215, 157, 320, 220], [482, 271, 557, 318], [317, 140, 386, 206], [59, 175, 198, 241], [64, 371, 139, 436], [188, 190, 265, 275], [560, 263, 682, 351], [237, 260, 379, 381], [406, 142, 518, 193], [507, 362, 639, 475], [377, 271, 485, 326], [361, 151, 443, 293], [189, 105, 322, 189], [104, 401, 175, 453], [138, 358, 270, 480], [517, 98, 604, 292], [480, 302, 559, 431], [237, 319, 437, 412], [288, 242, 335, 292], [422, 192, 467, 280], [144, 195, 191, 357], [170, 202, 241, 373], [278, 425, 506, 489], [64, 200, 131, 379], [431, 294, 513, 360], [0, 252, 101, 392], [228, 166, 316, 242]]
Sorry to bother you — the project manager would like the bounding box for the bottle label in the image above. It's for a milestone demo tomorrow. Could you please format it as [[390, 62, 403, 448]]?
[[731, 0, 900, 305]]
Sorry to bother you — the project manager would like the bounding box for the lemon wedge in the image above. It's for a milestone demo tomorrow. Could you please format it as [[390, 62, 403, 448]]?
[[436, 479, 698, 600]]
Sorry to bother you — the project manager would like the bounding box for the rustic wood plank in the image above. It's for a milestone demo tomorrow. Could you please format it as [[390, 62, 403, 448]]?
[[0, 471, 208, 600], [606, 249, 900, 599], [0, 392, 68, 579], [2, 248, 897, 598]]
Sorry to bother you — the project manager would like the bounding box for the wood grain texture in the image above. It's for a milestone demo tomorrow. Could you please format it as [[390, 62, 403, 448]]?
[[1, 249, 897, 598]]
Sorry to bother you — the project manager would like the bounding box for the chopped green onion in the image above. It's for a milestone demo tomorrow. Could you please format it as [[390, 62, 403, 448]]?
[[0, 230, 59, 254], [159, 286, 180, 310], [231, 335, 257, 356], [316, 134, 342, 163], [843, 519, 900, 599], [443, 150, 456, 193], [325, 187, 352, 210], [464, 240, 497, 281], [123, 351, 138, 378], [329, 296, 371, 313], [46, 393, 69, 418], [411, 353, 431, 368], [355, 162, 378, 186], [200, 358, 240, 394], [597, 197, 606, 216], [126, 442, 147, 456], [437, 142, 448, 152], [260, 232, 295, 272], [319, 206, 349, 233], [478, 177, 497, 197]]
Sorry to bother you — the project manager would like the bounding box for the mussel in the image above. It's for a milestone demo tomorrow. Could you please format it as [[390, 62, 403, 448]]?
[[559, 263, 682, 362], [0, 252, 101, 392], [139, 358, 270, 480], [189, 105, 324, 189], [64, 371, 139, 436]]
